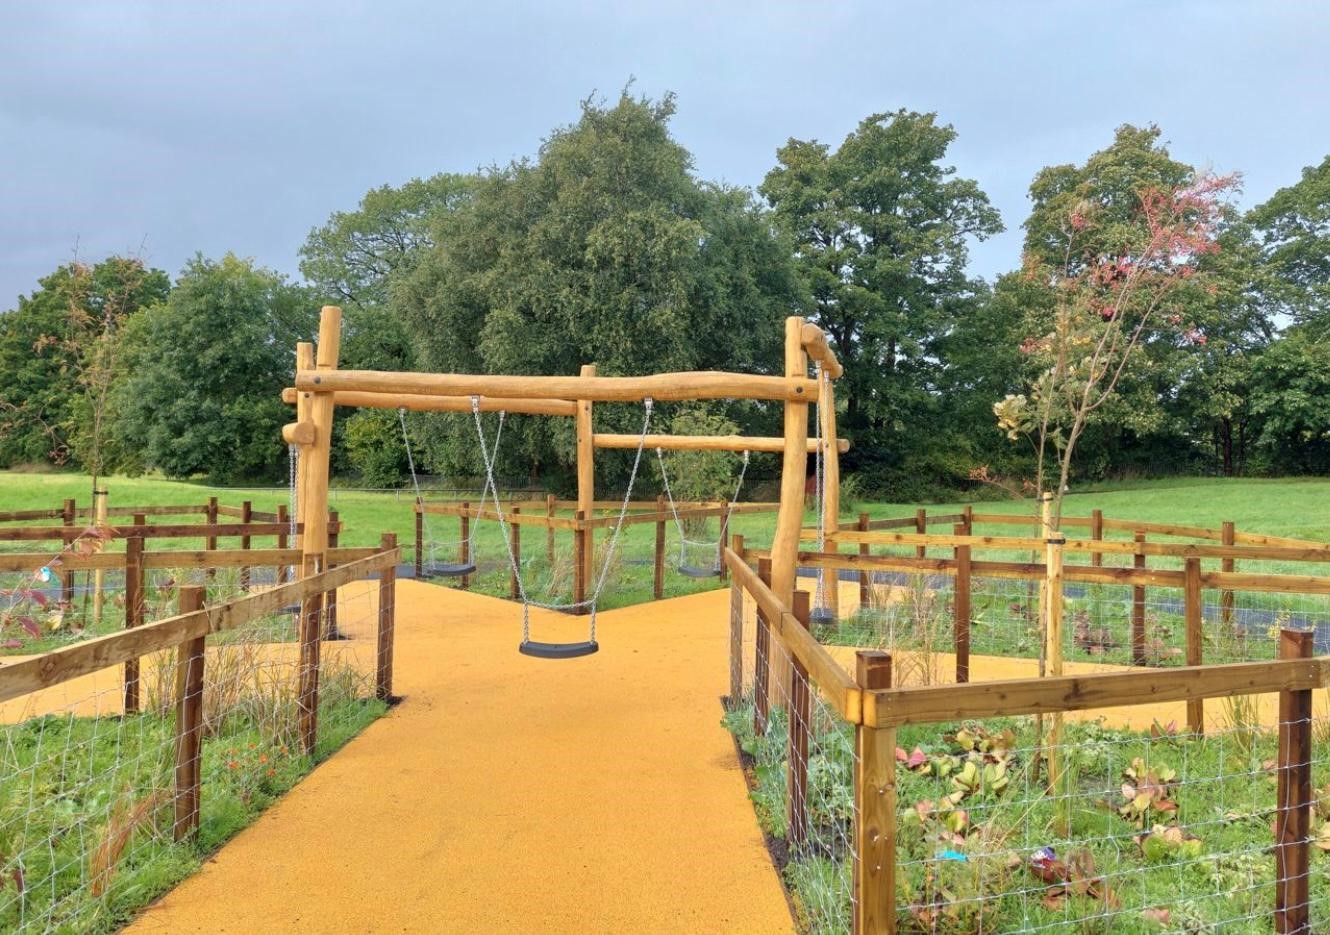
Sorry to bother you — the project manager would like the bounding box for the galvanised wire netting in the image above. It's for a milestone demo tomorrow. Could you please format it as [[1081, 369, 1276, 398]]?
[[0, 547, 388, 932]]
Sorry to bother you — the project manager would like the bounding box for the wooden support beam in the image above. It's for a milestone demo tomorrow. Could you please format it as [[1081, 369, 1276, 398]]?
[[281, 386, 577, 417], [800, 322, 844, 379], [769, 316, 810, 701], [281, 421, 315, 445], [594, 433, 848, 454], [294, 368, 820, 403]]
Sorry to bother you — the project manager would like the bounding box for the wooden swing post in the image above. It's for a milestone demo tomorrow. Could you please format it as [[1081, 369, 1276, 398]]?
[[296, 308, 341, 754], [818, 369, 842, 620], [576, 364, 596, 615], [768, 317, 812, 700]]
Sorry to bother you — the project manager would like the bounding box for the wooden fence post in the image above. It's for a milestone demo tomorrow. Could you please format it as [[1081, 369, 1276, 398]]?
[[458, 502, 471, 589], [276, 504, 290, 585], [857, 512, 870, 608], [414, 499, 424, 578], [729, 534, 745, 705], [953, 522, 971, 683], [298, 555, 324, 756], [788, 590, 812, 852], [718, 504, 732, 583], [961, 505, 973, 535], [545, 494, 557, 567], [1275, 628, 1313, 935], [92, 488, 108, 626], [1221, 521, 1236, 636], [239, 500, 252, 591], [376, 533, 397, 702], [754, 557, 773, 737], [914, 508, 926, 559], [1132, 531, 1147, 666], [1045, 531, 1066, 796], [174, 586, 206, 841], [1090, 508, 1103, 568], [574, 510, 587, 612], [509, 506, 521, 600], [60, 498, 75, 607], [323, 510, 341, 639], [123, 514, 146, 715], [205, 496, 218, 580], [854, 650, 895, 935], [1184, 557, 1204, 734], [654, 494, 666, 600]]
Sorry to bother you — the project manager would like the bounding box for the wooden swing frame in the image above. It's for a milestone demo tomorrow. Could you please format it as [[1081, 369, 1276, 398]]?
[[284, 306, 847, 634]]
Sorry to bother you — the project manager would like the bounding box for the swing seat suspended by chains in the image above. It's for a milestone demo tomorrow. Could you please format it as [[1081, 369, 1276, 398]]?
[[656, 448, 749, 582], [420, 558, 477, 578], [809, 605, 837, 630], [519, 638, 599, 659], [473, 395, 656, 659], [677, 562, 722, 579]]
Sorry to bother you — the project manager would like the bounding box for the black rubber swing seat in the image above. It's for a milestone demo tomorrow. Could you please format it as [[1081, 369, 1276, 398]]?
[[423, 561, 477, 578], [519, 639, 599, 659], [678, 563, 722, 579], [809, 607, 838, 629]]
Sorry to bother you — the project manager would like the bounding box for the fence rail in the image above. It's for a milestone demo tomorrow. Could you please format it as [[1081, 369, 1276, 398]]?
[[724, 542, 1330, 934]]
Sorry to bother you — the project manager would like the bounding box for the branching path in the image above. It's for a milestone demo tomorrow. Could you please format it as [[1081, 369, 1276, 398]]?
[[126, 581, 793, 934]]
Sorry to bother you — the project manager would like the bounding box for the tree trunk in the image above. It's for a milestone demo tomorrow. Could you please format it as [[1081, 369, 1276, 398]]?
[[1221, 418, 1234, 477]]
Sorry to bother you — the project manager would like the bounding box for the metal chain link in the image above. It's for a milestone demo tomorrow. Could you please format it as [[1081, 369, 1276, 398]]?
[[475, 396, 654, 643]]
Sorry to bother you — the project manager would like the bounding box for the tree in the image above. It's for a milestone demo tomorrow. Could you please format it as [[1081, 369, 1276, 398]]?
[[1248, 155, 1330, 334], [991, 125, 1239, 524], [395, 91, 800, 483], [0, 257, 168, 469], [300, 173, 475, 312], [760, 110, 1003, 485], [111, 254, 316, 482], [1248, 329, 1330, 474]]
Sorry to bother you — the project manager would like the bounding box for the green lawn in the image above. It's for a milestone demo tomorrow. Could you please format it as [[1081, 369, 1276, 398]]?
[[3, 472, 1328, 611]]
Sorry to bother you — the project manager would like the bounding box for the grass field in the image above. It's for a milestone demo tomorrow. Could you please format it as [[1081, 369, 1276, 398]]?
[[3, 472, 1329, 612]]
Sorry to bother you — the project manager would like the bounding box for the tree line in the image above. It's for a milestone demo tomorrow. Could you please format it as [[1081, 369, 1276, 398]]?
[[1, 91, 1327, 497]]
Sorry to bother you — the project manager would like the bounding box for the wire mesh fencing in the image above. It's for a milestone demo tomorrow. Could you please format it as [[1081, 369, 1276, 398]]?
[[0, 548, 395, 933]]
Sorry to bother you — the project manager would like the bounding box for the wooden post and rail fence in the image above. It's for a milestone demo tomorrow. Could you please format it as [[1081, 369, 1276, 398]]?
[[723, 544, 1327, 934], [0, 547, 398, 843]]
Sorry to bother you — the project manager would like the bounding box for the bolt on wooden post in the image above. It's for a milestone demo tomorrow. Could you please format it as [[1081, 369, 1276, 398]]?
[[854, 650, 895, 935]]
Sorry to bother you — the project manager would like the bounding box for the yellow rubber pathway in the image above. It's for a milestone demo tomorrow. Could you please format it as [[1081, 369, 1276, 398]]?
[[128, 581, 795, 935]]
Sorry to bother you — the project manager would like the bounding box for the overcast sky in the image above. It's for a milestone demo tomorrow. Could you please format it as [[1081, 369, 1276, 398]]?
[[1, 1, 1327, 307]]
